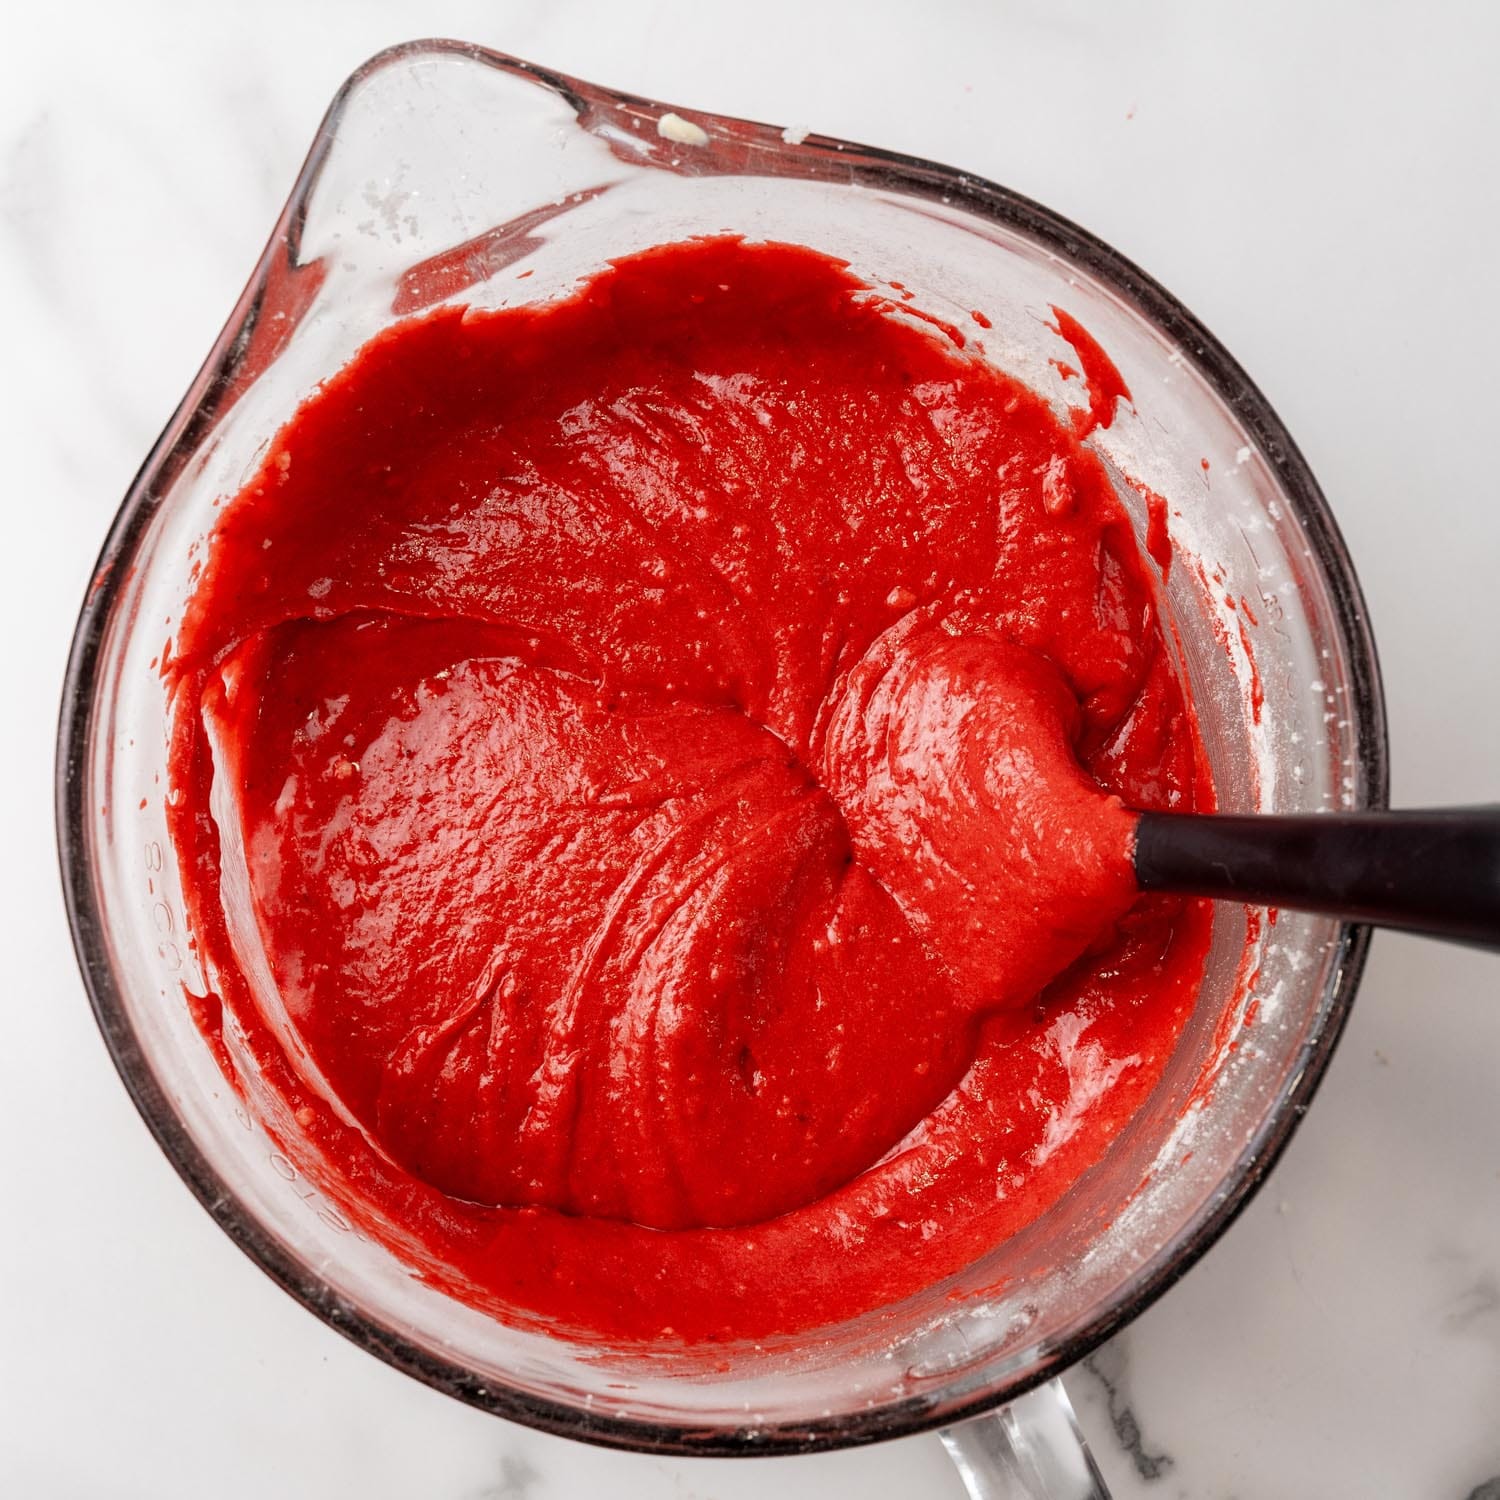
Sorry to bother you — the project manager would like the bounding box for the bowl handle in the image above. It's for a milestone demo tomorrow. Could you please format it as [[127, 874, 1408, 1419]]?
[[940, 1378, 1110, 1499]]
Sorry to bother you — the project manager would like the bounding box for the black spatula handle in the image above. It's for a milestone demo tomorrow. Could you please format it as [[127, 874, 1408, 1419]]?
[[1134, 806, 1500, 951]]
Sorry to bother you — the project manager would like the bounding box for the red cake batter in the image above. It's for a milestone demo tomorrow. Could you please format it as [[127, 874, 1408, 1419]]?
[[167, 238, 1211, 1341]]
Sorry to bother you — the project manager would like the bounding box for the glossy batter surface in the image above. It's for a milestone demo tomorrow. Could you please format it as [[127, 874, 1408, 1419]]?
[[169, 238, 1211, 1340]]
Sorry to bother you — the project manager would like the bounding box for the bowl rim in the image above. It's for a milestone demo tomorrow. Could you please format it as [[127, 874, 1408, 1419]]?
[[54, 37, 1389, 1458]]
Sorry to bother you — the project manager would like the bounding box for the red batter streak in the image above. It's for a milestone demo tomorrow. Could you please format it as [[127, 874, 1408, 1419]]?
[[168, 238, 1210, 1341]]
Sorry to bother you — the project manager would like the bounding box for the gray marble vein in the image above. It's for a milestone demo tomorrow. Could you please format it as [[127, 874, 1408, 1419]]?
[[469, 1452, 542, 1500], [1078, 1339, 1175, 1484]]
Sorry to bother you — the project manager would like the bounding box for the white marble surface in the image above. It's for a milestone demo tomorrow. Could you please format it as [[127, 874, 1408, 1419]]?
[[4, 2, 1498, 1495]]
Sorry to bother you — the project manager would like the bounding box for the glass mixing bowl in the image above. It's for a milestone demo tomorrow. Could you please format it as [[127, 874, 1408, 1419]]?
[[56, 41, 1386, 1496]]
